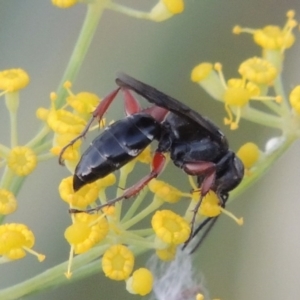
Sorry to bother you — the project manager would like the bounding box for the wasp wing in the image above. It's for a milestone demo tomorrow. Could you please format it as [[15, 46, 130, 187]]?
[[116, 73, 227, 146]]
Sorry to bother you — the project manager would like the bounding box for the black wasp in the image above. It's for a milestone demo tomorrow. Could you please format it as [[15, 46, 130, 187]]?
[[59, 73, 244, 250]]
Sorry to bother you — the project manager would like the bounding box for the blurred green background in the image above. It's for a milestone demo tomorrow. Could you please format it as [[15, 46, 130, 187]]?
[[0, 0, 300, 299]]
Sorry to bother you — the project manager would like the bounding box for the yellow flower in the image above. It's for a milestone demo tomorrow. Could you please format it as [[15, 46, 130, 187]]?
[[64, 213, 109, 254], [67, 92, 100, 118], [191, 63, 214, 82], [198, 192, 221, 217], [237, 142, 260, 169], [289, 85, 300, 115], [7, 146, 37, 176], [0, 189, 17, 215], [0, 69, 30, 92], [52, 0, 77, 8], [59, 176, 100, 208], [0, 223, 45, 261], [126, 268, 154, 296], [50, 133, 81, 162], [47, 109, 86, 135], [191, 62, 225, 100], [253, 21, 296, 51], [238, 57, 278, 85], [162, 0, 184, 14], [223, 78, 260, 129], [102, 244, 135, 281], [152, 210, 191, 245], [149, 0, 184, 22], [148, 179, 182, 203], [233, 10, 297, 51]]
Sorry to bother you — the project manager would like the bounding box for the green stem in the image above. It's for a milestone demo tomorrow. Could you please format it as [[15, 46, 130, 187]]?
[[273, 74, 290, 117], [121, 187, 148, 222], [0, 244, 146, 299], [55, 1, 108, 108], [24, 0, 108, 154], [122, 196, 163, 230], [106, 2, 150, 19], [26, 126, 50, 149], [37, 152, 55, 162], [242, 106, 282, 128], [261, 100, 283, 116], [5, 92, 19, 148]]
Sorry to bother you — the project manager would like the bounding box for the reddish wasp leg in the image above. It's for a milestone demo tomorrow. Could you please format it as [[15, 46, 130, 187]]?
[[122, 88, 142, 115], [183, 161, 216, 244], [70, 152, 166, 214], [59, 88, 121, 165]]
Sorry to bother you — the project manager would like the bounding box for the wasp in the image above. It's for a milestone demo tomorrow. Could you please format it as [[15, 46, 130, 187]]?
[[59, 73, 244, 249]]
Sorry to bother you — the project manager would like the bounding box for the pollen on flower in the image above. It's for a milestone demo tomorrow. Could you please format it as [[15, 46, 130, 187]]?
[[148, 179, 182, 203], [126, 268, 153, 296], [64, 213, 109, 254], [59, 176, 100, 208], [0, 69, 30, 92], [52, 0, 77, 8], [238, 57, 278, 85], [289, 85, 300, 115], [0, 223, 44, 261], [223, 78, 260, 130], [237, 142, 260, 169], [7, 146, 37, 176], [152, 210, 191, 245], [102, 244, 135, 281], [0, 189, 17, 215]]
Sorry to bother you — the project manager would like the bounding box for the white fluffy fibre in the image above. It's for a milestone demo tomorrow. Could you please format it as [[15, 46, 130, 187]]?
[[147, 249, 209, 300]]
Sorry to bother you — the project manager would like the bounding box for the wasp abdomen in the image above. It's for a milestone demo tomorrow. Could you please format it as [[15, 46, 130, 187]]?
[[73, 114, 160, 191]]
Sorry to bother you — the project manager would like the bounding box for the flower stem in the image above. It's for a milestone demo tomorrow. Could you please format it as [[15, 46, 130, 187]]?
[[55, 1, 108, 108], [0, 244, 146, 299]]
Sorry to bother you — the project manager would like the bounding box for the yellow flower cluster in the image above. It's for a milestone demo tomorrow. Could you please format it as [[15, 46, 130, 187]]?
[[0, 68, 45, 264], [192, 10, 298, 131]]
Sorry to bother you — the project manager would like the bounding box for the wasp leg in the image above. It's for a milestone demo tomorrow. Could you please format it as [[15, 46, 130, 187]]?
[[182, 161, 216, 244]]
